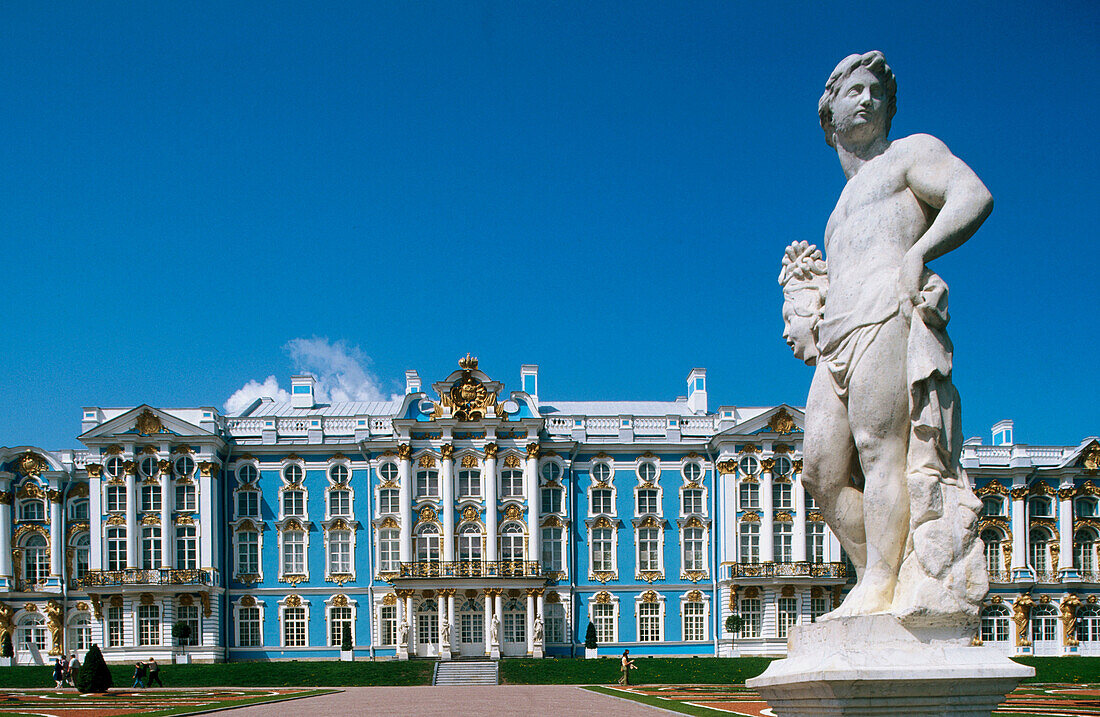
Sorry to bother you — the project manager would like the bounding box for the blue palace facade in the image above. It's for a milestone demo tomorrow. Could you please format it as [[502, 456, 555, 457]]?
[[1, 357, 1098, 663]]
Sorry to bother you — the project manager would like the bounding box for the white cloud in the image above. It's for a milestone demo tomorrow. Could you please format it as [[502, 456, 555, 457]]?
[[223, 337, 399, 413], [223, 375, 290, 414]]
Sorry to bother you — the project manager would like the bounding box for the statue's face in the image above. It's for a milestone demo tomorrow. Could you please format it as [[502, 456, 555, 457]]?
[[782, 297, 820, 365], [831, 67, 889, 145]]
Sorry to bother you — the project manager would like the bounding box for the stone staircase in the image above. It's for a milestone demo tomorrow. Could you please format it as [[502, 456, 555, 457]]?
[[433, 660, 499, 686]]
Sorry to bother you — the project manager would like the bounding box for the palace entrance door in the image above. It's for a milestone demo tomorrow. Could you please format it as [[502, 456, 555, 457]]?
[[457, 598, 484, 657]]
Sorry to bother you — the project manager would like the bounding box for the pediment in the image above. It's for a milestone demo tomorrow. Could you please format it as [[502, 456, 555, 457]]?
[[79, 405, 215, 443], [715, 405, 804, 438], [1063, 438, 1100, 470]]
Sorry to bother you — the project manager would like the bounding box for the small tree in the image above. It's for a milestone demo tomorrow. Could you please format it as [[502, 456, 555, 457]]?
[[75, 644, 112, 694], [341, 623, 353, 652], [171, 621, 192, 649], [584, 622, 598, 650], [0, 633, 12, 658], [725, 614, 744, 651]]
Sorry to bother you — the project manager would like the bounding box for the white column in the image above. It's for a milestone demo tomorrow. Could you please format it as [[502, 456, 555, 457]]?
[[494, 592, 503, 640], [441, 447, 455, 562], [438, 594, 446, 652], [0, 477, 12, 578], [1011, 490, 1027, 573], [88, 469, 102, 570], [526, 591, 535, 655], [406, 593, 416, 648], [48, 485, 62, 576], [198, 461, 216, 569], [125, 464, 138, 568], [398, 447, 412, 563], [526, 445, 540, 565], [537, 592, 545, 626], [793, 466, 807, 563], [485, 446, 498, 562], [759, 461, 774, 563], [160, 468, 173, 568], [447, 591, 455, 640], [1059, 487, 1074, 574], [484, 591, 493, 654]]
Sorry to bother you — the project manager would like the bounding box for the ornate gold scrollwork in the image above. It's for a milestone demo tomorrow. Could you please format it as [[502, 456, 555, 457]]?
[[418, 454, 436, 468], [767, 408, 796, 435], [16, 452, 47, 477], [135, 410, 163, 436], [397, 444, 412, 460], [1012, 594, 1034, 646], [440, 444, 454, 459], [484, 443, 499, 459], [503, 454, 522, 468]]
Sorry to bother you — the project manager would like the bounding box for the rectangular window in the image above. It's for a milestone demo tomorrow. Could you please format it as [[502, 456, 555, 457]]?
[[457, 469, 481, 497], [176, 527, 197, 570], [330, 490, 351, 517], [541, 527, 563, 572], [107, 529, 127, 571], [774, 524, 793, 563], [141, 484, 162, 512], [739, 524, 760, 563], [810, 596, 828, 623], [329, 606, 353, 647], [637, 528, 660, 571], [592, 603, 616, 644], [772, 482, 793, 510], [237, 532, 259, 575], [142, 527, 162, 569], [177, 604, 200, 646], [501, 469, 524, 498], [238, 606, 261, 647], [541, 487, 562, 514], [636, 490, 658, 515], [591, 489, 613, 515], [683, 601, 706, 641], [592, 528, 613, 572], [545, 604, 565, 644], [638, 602, 661, 642], [739, 482, 759, 510], [807, 523, 826, 564], [416, 470, 439, 498], [106, 485, 125, 512], [682, 489, 704, 515], [417, 612, 438, 645], [380, 605, 397, 646], [283, 533, 305, 575], [175, 484, 197, 512], [328, 531, 351, 574], [379, 530, 399, 572], [107, 606, 124, 648], [237, 491, 259, 518], [460, 611, 483, 644], [777, 597, 798, 639], [379, 489, 399, 514], [683, 527, 705, 572], [503, 613, 525, 643], [69, 620, 92, 651], [740, 598, 762, 638], [282, 490, 304, 518], [283, 606, 307, 647], [138, 604, 161, 646]]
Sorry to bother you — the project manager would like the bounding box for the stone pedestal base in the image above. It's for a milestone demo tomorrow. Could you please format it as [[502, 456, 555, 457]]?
[[746, 615, 1032, 717], [490, 645, 500, 660], [397, 646, 409, 661], [440, 646, 451, 661], [533, 646, 544, 658]]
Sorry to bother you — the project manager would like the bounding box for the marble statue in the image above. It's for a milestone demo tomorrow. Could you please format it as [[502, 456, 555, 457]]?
[[781, 50, 993, 631], [533, 616, 544, 644], [398, 619, 409, 646], [490, 614, 500, 645], [440, 619, 451, 644]]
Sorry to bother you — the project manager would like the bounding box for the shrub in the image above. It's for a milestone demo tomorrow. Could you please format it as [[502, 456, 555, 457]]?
[[725, 614, 744, 636], [0, 633, 12, 658], [172, 621, 192, 646], [584, 623, 598, 650], [341, 623, 353, 652], [75, 644, 112, 693]]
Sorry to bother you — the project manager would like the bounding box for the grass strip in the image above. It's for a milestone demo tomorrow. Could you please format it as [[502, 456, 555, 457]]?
[[500, 657, 774, 685], [582, 685, 737, 717]]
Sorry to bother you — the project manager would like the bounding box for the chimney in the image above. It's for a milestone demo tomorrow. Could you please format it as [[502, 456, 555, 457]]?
[[521, 364, 539, 403], [687, 368, 707, 414], [992, 419, 1014, 446], [405, 370, 421, 395], [291, 375, 316, 409]]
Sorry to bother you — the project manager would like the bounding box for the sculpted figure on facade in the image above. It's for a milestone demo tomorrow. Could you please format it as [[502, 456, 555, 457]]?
[[440, 619, 451, 645], [398, 619, 409, 647], [490, 614, 500, 645], [780, 51, 993, 631], [533, 615, 544, 644]]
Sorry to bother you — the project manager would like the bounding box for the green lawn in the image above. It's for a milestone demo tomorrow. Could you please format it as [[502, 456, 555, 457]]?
[[499, 656, 775, 685]]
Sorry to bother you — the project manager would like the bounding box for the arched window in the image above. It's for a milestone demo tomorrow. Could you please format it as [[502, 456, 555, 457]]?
[[458, 524, 482, 562], [499, 523, 525, 561], [68, 614, 91, 651], [72, 534, 90, 582], [1078, 606, 1100, 643], [1078, 497, 1099, 518], [1031, 604, 1058, 642], [23, 535, 48, 584], [980, 604, 1010, 642], [416, 523, 440, 562], [16, 613, 47, 650], [1029, 527, 1053, 572], [1076, 529, 1098, 573], [981, 496, 1005, 517], [980, 529, 1004, 575], [19, 499, 45, 522], [740, 522, 760, 563], [417, 599, 438, 646]]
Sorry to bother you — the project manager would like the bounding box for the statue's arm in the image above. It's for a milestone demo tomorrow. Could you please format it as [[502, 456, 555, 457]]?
[[899, 134, 994, 301]]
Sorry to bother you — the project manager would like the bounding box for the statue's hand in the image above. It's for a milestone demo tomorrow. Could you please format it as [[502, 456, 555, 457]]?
[[897, 253, 924, 318]]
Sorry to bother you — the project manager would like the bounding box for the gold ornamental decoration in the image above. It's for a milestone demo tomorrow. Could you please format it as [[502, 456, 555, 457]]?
[[484, 443, 499, 459], [503, 454, 522, 469], [526, 443, 540, 459], [640, 590, 659, 603], [285, 594, 302, 607], [1061, 594, 1082, 646], [440, 444, 454, 459], [397, 444, 412, 460], [594, 591, 612, 604], [135, 409, 163, 436], [460, 454, 479, 468], [85, 595, 100, 619], [505, 505, 522, 521], [331, 594, 349, 607], [16, 452, 48, 477], [199, 591, 211, 617], [1084, 443, 1100, 471], [418, 454, 437, 469], [419, 506, 437, 522], [1012, 594, 1034, 646], [767, 408, 796, 435], [461, 506, 479, 522], [85, 463, 103, 478]]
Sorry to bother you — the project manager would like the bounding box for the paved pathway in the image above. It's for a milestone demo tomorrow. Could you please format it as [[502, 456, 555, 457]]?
[[217, 685, 677, 716]]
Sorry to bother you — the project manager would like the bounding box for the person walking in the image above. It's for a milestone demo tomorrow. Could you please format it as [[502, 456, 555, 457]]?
[[146, 657, 163, 687], [131, 661, 146, 688], [52, 657, 65, 688], [618, 649, 636, 686], [67, 653, 80, 687]]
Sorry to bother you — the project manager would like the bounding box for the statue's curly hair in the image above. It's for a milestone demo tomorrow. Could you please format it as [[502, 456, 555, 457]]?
[[818, 51, 897, 148]]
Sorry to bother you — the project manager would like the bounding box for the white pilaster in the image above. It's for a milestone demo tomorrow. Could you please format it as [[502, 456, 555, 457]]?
[[760, 464, 774, 563], [1058, 487, 1074, 575], [441, 447, 455, 562], [438, 594, 445, 652], [526, 446, 540, 564], [793, 468, 807, 563], [199, 462, 216, 569], [0, 477, 12, 579], [526, 591, 535, 655], [484, 591, 493, 655], [88, 470, 102, 571], [125, 467, 138, 568], [48, 484, 62, 576], [485, 447, 498, 562], [160, 471, 173, 568], [1011, 490, 1027, 575], [398, 448, 412, 563]]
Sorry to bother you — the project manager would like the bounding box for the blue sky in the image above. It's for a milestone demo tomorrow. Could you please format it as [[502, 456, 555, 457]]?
[[1, 1, 1096, 449]]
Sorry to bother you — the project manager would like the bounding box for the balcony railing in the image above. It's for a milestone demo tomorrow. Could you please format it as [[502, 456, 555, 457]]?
[[396, 560, 544, 579], [726, 561, 848, 580], [81, 568, 216, 588]]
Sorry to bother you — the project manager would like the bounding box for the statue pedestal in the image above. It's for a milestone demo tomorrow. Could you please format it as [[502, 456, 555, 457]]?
[[532, 645, 544, 659], [746, 615, 1032, 716], [490, 643, 500, 661], [440, 645, 451, 661], [397, 645, 409, 661]]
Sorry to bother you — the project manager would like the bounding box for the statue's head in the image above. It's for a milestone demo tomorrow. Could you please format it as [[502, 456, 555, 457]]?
[[818, 51, 897, 148], [779, 241, 828, 365]]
